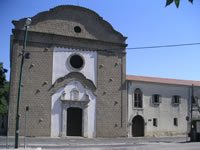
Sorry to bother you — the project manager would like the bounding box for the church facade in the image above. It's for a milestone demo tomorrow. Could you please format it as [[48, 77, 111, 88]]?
[[8, 5, 127, 138], [8, 5, 200, 138]]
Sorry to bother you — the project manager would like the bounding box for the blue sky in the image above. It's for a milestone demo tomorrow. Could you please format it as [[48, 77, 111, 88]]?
[[0, 0, 200, 81]]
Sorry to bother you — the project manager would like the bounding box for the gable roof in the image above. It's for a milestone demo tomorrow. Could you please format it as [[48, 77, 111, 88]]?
[[12, 5, 127, 44], [126, 75, 200, 87]]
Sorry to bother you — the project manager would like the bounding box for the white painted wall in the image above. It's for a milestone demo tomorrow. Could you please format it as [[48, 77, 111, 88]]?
[[127, 81, 200, 137], [52, 47, 97, 86], [51, 81, 96, 138], [51, 88, 63, 137]]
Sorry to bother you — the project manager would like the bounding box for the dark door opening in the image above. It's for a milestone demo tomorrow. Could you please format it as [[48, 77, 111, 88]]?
[[67, 107, 82, 136], [132, 115, 144, 137]]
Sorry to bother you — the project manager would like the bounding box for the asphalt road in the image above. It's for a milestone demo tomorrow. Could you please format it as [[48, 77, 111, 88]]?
[[0, 136, 199, 150]]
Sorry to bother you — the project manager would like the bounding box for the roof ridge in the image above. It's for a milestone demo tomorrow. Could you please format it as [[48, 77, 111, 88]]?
[[126, 74, 200, 86]]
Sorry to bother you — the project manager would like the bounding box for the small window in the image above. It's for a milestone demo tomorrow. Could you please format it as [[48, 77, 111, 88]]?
[[74, 26, 81, 33], [153, 118, 157, 127], [174, 118, 178, 126], [173, 95, 181, 104], [152, 94, 161, 104], [134, 88, 143, 108], [68, 54, 84, 70]]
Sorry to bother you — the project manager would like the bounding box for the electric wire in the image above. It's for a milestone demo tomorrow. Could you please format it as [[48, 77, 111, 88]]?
[[21, 42, 200, 53], [126, 42, 200, 50]]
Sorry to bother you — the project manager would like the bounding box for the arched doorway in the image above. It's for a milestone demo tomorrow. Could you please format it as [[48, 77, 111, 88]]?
[[132, 115, 144, 137], [67, 107, 82, 136]]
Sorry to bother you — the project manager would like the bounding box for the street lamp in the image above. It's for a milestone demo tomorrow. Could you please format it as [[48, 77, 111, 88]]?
[[15, 18, 31, 148]]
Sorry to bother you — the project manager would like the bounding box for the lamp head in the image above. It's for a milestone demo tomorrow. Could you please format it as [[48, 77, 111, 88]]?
[[25, 18, 32, 27]]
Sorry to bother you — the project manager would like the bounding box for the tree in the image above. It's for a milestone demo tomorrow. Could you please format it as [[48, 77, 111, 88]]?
[[166, 0, 193, 8], [0, 63, 7, 86], [0, 63, 8, 114]]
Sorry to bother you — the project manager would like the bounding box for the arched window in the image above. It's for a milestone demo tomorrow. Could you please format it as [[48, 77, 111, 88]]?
[[70, 89, 79, 100], [134, 88, 143, 108]]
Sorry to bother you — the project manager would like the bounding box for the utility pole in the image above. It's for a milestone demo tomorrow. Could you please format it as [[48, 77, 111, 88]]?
[[24, 106, 29, 149], [191, 84, 194, 123], [15, 18, 31, 149], [190, 84, 194, 141]]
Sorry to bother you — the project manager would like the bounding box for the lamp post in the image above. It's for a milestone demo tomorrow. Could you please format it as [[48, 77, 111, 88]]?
[[15, 18, 31, 149]]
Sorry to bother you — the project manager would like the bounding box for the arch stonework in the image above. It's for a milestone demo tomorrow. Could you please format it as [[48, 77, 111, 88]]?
[[49, 72, 97, 96], [128, 114, 146, 137], [131, 115, 145, 137], [51, 80, 96, 138]]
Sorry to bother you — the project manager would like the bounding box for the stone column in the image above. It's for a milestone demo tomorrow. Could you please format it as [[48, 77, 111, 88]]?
[[61, 104, 68, 137]]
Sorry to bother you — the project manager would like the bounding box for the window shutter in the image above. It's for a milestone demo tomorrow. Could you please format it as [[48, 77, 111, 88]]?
[[159, 95, 162, 103], [179, 96, 181, 104], [152, 95, 154, 104], [195, 96, 198, 105]]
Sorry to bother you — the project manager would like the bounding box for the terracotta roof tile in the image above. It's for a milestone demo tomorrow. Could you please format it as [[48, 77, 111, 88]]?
[[126, 75, 200, 87]]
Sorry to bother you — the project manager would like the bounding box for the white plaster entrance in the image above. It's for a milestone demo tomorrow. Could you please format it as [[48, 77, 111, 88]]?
[[51, 81, 96, 138], [61, 100, 89, 137]]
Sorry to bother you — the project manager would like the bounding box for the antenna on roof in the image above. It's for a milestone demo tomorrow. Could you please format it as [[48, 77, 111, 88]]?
[[77, 0, 79, 6]]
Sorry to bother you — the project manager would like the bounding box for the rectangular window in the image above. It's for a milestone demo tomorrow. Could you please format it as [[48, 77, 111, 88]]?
[[152, 94, 161, 104], [173, 95, 181, 104], [174, 118, 178, 126], [153, 118, 157, 127], [192, 96, 198, 105], [192, 96, 195, 104]]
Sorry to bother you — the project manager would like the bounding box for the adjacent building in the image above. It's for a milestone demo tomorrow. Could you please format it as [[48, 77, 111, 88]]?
[[127, 75, 200, 137]]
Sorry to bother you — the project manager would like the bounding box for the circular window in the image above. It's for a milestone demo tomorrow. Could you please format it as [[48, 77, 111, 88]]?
[[74, 26, 81, 33], [68, 54, 84, 70]]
